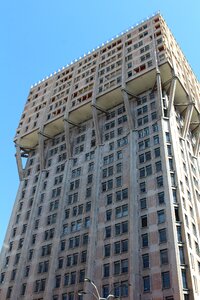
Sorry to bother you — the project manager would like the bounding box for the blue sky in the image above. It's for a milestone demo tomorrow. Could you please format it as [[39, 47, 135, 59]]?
[[0, 0, 200, 250]]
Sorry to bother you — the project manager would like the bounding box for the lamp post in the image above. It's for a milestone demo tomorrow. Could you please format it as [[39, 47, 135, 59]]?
[[78, 278, 120, 300]]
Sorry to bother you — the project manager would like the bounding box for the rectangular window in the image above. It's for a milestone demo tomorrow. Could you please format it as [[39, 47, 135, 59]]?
[[143, 276, 150, 292], [157, 210, 165, 224], [141, 215, 148, 227], [105, 226, 111, 238], [140, 198, 147, 209], [160, 249, 168, 264], [142, 233, 148, 247], [103, 264, 110, 277], [142, 254, 149, 268], [162, 271, 170, 289], [158, 192, 165, 204], [159, 228, 167, 243]]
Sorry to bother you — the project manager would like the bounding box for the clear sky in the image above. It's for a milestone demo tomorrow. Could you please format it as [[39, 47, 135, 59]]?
[[0, 0, 200, 250]]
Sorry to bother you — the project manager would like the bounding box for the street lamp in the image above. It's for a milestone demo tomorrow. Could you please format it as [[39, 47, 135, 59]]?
[[78, 278, 120, 300]]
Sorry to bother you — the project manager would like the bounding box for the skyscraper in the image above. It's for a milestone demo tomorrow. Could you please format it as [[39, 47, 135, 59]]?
[[0, 12, 200, 300]]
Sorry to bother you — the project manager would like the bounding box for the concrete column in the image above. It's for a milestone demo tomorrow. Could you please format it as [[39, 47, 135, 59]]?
[[91, 51, 102, 146], [194, 128, 200, 157], [156, 70, 164, 118], [63, 65, 78, 159], [38, 132, 45, 170], [167, 76, 177, 117], [128, 130, 140, 300], [85, 146, 101, 282], [182, 103, 194, 138], [92, 106, 101, 145], [43, 159, 71, 300], [15, 144, 24, 181], [64, 118, 72, 158]]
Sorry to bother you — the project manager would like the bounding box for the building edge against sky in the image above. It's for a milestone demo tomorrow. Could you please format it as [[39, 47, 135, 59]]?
[[0, 12, 200, 300]]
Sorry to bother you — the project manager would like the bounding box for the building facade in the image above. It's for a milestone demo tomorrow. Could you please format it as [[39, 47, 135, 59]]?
[[0, 13, 200, 300]]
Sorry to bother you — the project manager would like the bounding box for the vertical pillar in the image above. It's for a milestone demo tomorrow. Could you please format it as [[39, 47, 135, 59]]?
[[92, 106, 102, 145], [15, 144, 24, 181], [194, 128, 200, 157], [167, 75, 177, 117], [121, 35, 134, 131], [182, 103, 194, 138], [63, 65, 78, 159], [38, 131, 45, 170], [156, 70, 164, 118]]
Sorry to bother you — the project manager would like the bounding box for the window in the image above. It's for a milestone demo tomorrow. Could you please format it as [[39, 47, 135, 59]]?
[[179, 247, 185, 265], [151, 111, 157, 120], [6, 286, 13, 299], [103, 264, 110, 277], [44, 228, 55, 241], [102, 285, 109, 298], [55, 275, 61, 288], [106, 194, 113, 205], [103, 154, 114, 165], [142, 254, 149, 268], [141, 215, 148, 227], [140, 198, 147, 209], [158, 192, 165, 204], [102, 180, 113, 192], [154, 147, 160, 157], [79, 269, 85, 283], [64, 273, 69, 286], [41, 244, 52, 256], [117, 137, 128, 148], [115, 221, 128, 235], [70, 179, 80, 190], [116, 163, 122, 173], [70, 272, 76, 285], [88, 162, 94, 172], [86, 187, 92, 198], [115, 204, 128, 218], [162, 271, 170, 289], [105, 226, 111, 238], [82, 234, 88, 245], [140, 182, 146, 193], [21, 283, 26, 296], [181, 269, 188, 289], [114, 240, 128, 254], [0, 272, 5, 284], [106, 210, 112, 221], [143, 276, 150, 292], [116, 188, 128, 201], [157, 210, 165, 224], [153, 135, 159, 145], [177, 226, 182, 242], [159, 228, 167, 243], [155, 161, 162, 172], [47, 213, 57, 225], [104, 244, 111, 257], [58, 257, 64, 269], [117, 150, 123, 160], [114, 259, 128, 274], [160, 249, 168, 264], [142, 233, 148, 247], [157, 176, 163, 187], [11, 269, 17, 281], [34, 279, 46, 292], [38, 261, 49, 273]]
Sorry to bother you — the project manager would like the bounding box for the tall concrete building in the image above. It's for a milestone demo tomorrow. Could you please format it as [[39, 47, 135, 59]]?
[[0, 12, 200, 300]]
